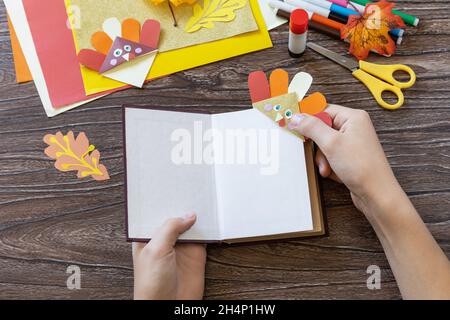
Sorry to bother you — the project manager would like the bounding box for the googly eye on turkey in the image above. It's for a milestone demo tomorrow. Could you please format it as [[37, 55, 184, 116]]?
[[114, 49, 123, 57], [273, 104, 282, 111], [124, 45, 132, 52], [284, 109, 293, 119]]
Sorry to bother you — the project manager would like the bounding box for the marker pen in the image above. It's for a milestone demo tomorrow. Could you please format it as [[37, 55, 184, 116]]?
[[270, 0, 344, 31], [350, 0, 419, 26], [269, 0, 300, 16], [285, 0, 347, 24], [347, 1, 365, 13], [303, 0, 358, 18], [273, 4, 403, 46], [289, 0, 404, 38], [328, 0, 347, 6], [288, 9, 309, 58]]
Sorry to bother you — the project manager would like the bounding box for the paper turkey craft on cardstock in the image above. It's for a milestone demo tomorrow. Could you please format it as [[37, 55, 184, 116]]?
[[249, 69, 331, 140], [78, 18, 160, 87]]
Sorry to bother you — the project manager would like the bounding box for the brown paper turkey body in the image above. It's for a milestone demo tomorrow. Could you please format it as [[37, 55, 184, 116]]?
[[78, 18, 160, 86]]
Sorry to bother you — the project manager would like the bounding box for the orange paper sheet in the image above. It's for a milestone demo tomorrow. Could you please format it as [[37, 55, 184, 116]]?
[[7, 15, 32, 83]]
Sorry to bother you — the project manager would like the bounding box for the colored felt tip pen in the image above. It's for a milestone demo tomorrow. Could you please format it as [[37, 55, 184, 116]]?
[[302, 0, 404, 38], [347, 1, 365, 14], [285, 0, 347, 24], [269, 0, 298, 16], [270, 0, 343, 31], [303, 0, 357, 18], [350, 0, 419, 26], [328, 0, 347, 6], [289, 9, 309, 58]]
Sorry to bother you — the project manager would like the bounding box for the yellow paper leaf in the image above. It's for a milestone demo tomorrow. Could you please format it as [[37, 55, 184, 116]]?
[[185, 0, 247, 33], [43, 131, 110, 181]]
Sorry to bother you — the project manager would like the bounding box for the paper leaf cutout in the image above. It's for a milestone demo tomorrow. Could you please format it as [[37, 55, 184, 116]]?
[[44, 131, 110, 181], [185, 0, 247, 33], [341, 0, 405, 60]]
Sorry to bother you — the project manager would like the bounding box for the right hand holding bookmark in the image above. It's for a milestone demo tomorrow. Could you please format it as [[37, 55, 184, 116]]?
[[132, 213, 206, 300], [248, 69, 332, 139], [288, 104, 400, 218]]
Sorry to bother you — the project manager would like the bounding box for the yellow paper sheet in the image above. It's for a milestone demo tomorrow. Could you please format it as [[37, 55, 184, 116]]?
[[70, 0, 258, 53], [67, 0, 272, 95]]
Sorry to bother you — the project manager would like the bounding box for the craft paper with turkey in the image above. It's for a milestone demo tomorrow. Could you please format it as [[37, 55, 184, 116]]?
[[249, 69, 332, 140], [78, 18, 161, 87]]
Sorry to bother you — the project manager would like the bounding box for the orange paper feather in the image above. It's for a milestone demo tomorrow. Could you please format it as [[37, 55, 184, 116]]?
[[122, 18, 141, 43], [91, 31, 113, 55]]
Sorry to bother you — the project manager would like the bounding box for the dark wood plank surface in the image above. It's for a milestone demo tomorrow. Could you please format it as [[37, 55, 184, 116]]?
[[0, 0, 449, 299]]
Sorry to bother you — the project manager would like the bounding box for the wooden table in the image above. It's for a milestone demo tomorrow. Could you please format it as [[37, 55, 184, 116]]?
[[0, 1, 449, 299]]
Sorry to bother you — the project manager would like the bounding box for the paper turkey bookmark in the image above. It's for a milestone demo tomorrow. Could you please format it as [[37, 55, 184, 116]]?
[[249, 69, 332, 140], [78, 18, 160, 88]]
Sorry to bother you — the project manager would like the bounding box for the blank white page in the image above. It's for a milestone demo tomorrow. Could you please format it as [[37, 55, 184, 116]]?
[[212, 109, 313, 240], [125, 108, 220, 240]]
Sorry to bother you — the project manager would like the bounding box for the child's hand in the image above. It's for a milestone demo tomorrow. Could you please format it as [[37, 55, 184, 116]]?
[[132, 213, 207, 300], [289, 105, 450, 300], [289, 105, 400, 216]]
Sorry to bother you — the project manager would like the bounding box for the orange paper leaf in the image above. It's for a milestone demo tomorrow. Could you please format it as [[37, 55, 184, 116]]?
[[44, 131, 110, 181], [341, 0, 405, 60]]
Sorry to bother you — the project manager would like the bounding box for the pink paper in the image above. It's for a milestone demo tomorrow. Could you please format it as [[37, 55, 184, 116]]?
[[22, 0, 127, 109]]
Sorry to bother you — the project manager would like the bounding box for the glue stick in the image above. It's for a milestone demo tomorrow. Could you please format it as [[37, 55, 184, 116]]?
[[288, 9, 309, 58]]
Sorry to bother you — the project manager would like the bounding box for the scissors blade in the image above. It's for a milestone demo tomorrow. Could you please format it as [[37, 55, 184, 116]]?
[[307, 42, 359, 72]]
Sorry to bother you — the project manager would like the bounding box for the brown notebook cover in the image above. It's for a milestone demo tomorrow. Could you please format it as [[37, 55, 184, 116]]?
[[123, 105, 327, 243]]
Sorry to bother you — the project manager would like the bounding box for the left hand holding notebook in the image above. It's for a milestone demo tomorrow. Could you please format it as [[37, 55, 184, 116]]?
[[133, 213, 206, 300]]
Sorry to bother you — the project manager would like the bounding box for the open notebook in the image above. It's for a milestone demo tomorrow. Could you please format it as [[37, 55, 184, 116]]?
[[123, 106, 326, 243]]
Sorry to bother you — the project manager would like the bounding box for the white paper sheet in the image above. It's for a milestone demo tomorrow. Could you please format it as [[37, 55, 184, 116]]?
[[258, 0, 288, 30], [125, 108, 220, 240], [212, 109, 313, 239]]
